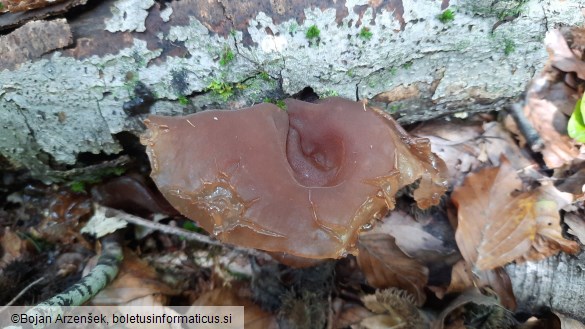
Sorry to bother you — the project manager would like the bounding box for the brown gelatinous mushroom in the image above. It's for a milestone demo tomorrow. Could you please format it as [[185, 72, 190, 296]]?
[[140, 97, 446, 261]]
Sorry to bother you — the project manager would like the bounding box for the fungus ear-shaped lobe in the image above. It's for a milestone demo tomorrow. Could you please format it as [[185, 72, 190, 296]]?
[[141, 98, 446, 261]]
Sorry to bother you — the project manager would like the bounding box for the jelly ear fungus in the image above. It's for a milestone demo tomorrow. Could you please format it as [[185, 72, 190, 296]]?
[[140, 97, 447, 265]]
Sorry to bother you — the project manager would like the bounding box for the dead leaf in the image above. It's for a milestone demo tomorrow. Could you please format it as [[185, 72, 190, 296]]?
[[546, 30, 585, 80], [192, 283, 278, 329], [357, 234, 429, 306], [432, 288, 516, 329], [444, 260, 516, 310], [452, 158, 579, 271], [0, 228, 28, 267], [565, 213, 585, 245], [555, 312, 585, 329], [412, 120, 535, 187], [370, 210, 458, 263], [90, 249, 178, 305]]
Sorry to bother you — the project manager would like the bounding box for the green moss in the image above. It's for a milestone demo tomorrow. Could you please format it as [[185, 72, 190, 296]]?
[[67, 166, 126, 193], [259, 71, 270, 81], [178, 95, 190, 105], [320, 90, 339, 98], [438, 9, 455, 23], [306, 25, 321, 40], [389, 104, 402, 113], [206, 80, 234, 101], [359, 27, 373, 40], [0, 3, 4, 9], [503, 38, 516, 55], [264, 98, 287, 110], [219, 47, 235, 66], [70, 181, 86, 193], [401, 62, 413, 69]]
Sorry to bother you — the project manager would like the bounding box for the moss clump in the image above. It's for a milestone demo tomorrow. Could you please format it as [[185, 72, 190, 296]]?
[[503, 38, 516, 55], [68, 167, 126, 193], [178, 95, 190, 105], [264, 98, 287, 110], [206, 80, 234, 101], [219, 47, 235, 66], [306, 25, 320, 40], [359, 27, 373, 40], [438, 9, 455, 23], [259, 71, 270, 81]]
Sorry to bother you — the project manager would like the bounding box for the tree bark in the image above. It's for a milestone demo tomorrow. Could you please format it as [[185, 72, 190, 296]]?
[[506, 251, 585, 322], [1, 0, 583, 180]]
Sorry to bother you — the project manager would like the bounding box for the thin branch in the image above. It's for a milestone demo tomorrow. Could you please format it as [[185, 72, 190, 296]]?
[[98, 204, 272, 260], [506, 102, 544, 152], [0, 276, 46, 313]]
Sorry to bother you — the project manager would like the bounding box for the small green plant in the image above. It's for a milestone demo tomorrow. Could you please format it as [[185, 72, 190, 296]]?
[[219, 47, 235, 66], [389, 104, 402, 113], [70, 181, 86, 193], [438, 9, 455, 23], [503, 38, 516, 55], [206, 80, 234, 101], [320, 90, 339, 98], [178, 95, 190, 105], [263, 98, 287, 110], [401, 62, 413, 69], [259, 71, 270, 81], [306, 25, 321, 40], [359, 27, 373, 40], [568, 97, 585, 143], [68, 167, 126, 193]]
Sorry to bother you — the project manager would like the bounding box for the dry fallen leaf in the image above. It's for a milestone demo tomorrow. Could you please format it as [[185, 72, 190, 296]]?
[[432, 288, 516, 329], [357, 234, 429, 306], [0, 228, 28, 268], [547, 30, 585, 80], [192, 283, 278, 329], [555, 312, 585, 329], [521, 29, 585, 169], [452, 158, 579, 271], [565, 213, 585, 245], [444, 260, 517, 310], [90, 249, 178, 305]]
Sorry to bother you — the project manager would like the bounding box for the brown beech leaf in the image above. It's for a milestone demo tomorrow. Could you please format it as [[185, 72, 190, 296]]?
[[565, 213, 585, 245], [192, 283, 278, 329], [357, 234, 429, 306], [452, 158, 580, 271], [555, 312, 585, 329], [432, 288, 515, 329], [444, 260, 516, 310], [546, 30, 585, 80]]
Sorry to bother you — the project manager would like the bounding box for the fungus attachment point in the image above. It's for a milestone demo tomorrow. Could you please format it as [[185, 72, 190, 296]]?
[[141, 98, 446, 264]]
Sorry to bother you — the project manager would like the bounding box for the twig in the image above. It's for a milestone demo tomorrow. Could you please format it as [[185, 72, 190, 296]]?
[[98, 205, 272, 260], [99, 204, 223, 247], [0, 276, 46, 313], [506, 102, 544, 152]]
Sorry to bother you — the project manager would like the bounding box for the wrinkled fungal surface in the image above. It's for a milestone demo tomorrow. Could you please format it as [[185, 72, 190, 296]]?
[[141, 97, 446, 260]]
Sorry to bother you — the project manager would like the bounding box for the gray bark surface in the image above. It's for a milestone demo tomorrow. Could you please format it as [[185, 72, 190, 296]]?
[[1, 0, 583, 179], [506, 252, 585, 322]]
